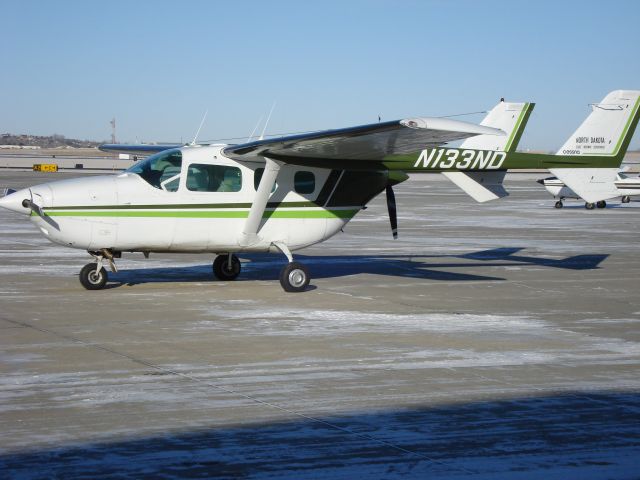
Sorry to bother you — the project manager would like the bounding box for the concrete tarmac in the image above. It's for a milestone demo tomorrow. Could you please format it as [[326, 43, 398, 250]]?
[[0, 171, 639, 479]]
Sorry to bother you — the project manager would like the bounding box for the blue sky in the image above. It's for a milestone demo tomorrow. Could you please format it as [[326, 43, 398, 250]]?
[[2, 0, 639, 151]]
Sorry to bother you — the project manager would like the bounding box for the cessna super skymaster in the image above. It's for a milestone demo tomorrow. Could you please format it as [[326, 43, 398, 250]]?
[[0, 90, 638, 292]]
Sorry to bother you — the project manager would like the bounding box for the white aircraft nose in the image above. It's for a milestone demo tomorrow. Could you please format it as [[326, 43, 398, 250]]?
[[0, 188, 32, 215]]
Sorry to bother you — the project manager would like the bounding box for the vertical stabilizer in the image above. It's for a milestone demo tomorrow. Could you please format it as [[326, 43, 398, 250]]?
[[556, 90, 640, 159], [460, 101, 534, 153]]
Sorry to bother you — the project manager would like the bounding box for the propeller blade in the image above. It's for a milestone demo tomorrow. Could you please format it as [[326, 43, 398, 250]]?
[[25, 189, 60, 230], [385, 185, 398, 239], [28, 189, 44, 217]]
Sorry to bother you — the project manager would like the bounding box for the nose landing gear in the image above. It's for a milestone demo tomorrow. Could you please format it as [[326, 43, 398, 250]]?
[[79, 249, 119, 290]]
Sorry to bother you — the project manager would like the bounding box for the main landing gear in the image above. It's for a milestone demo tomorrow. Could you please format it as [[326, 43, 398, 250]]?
[[554, 200, 563, 209], [273, 242, 310, 292], [213, 244, 310, 292], [622, 196, 631, 204], [79, 249, 119, 290], [585, 200, 606, 210], [279, 262, 310, 293], [213, 254, 241, 281]]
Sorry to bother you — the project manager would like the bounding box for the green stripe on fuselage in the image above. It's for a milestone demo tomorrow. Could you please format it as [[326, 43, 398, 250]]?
[[38, 208, 359, 220]]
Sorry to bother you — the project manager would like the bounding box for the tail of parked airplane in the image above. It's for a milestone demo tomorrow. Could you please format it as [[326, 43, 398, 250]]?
[[460, 100, 534, 153], [442, 100, 534, 202], [556, 90, 640, 160], [549, 90, 640, 202]]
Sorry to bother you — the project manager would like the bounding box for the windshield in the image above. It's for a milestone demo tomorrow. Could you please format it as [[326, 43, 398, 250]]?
[[126, 149, 183, 191]]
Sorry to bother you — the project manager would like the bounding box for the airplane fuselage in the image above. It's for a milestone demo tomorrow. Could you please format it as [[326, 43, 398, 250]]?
[[3, 145, 390, 255]]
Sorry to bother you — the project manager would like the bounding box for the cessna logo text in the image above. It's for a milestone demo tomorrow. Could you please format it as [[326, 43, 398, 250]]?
[[413, 148, 506, 170]]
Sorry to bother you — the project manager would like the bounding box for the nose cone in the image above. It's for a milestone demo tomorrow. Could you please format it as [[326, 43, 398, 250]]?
[[0, 188, 32, 215]]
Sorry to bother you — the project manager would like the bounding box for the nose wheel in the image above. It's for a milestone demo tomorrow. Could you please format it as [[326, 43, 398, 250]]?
[[79, 263, 108, 290], [79, 249, 118, 290]]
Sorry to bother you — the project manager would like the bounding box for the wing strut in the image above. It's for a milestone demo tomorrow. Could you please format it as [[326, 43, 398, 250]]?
[[239, 157, 281, 247]]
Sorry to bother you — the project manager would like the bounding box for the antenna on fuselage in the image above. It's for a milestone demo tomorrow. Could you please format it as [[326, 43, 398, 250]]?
[[190, 110, 208, 145], [259, 101, 277, 140]]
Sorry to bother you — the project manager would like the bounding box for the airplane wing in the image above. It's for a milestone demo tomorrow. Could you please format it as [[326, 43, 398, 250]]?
[[223, 118, 504, 163], [99, 144, 182, 155]]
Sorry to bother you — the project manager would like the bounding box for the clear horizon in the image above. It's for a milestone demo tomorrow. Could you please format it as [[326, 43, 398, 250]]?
[[2, 0, 640, 151]]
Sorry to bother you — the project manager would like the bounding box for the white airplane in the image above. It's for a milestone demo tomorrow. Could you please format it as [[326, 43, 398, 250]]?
[[0, 91, 636, 292], [538, 170, 638, 209], [536, 90, 640, 209]]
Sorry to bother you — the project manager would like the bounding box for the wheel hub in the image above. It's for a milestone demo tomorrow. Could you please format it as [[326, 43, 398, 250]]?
[[288, 269, 306, 287]]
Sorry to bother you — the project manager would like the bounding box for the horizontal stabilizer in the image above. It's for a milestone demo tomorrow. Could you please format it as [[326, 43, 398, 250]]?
[[442, 171, 508, 202], [548, 168, 620, 203]]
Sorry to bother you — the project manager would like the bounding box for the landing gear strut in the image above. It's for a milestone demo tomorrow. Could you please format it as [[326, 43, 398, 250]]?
[[213, 253, 241, 281]]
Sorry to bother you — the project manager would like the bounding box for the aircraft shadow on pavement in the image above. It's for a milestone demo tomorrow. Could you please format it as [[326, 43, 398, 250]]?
[[1, 391, 637, 478], [106, 247, 608, 287]]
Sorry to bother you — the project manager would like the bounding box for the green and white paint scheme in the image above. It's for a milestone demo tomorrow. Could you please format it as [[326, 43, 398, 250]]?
[[0, 90, 637, 291]]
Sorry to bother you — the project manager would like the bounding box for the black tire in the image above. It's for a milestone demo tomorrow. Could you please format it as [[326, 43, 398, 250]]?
[[622, 196, 631, 204], [213, 254, 241, 281], [585, 202, 595, 210], [596, 200, 606, 209], [554, 201, 563, 209], [79, 263, 108, 290], [279, 262, 310, 293]]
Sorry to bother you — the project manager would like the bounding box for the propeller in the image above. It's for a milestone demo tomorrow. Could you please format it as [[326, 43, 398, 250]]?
[[23, 189, 59, 230], [24, 189, 44, 217], [385, 184, 398, 239]]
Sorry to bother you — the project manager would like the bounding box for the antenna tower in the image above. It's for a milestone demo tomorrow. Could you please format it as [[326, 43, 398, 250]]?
[[110, 117, 117, 143]]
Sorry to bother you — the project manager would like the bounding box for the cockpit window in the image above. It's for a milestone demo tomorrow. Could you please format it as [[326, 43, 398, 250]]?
[[126, 149, 182, 192], [186, 164, 242, 192]]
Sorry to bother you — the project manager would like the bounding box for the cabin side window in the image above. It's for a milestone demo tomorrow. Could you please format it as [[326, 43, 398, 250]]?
[[126, 149, 182, 192], [254, 168, 278, 193], [294, 171, 315, 194], [186, 164, 243, 192]]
